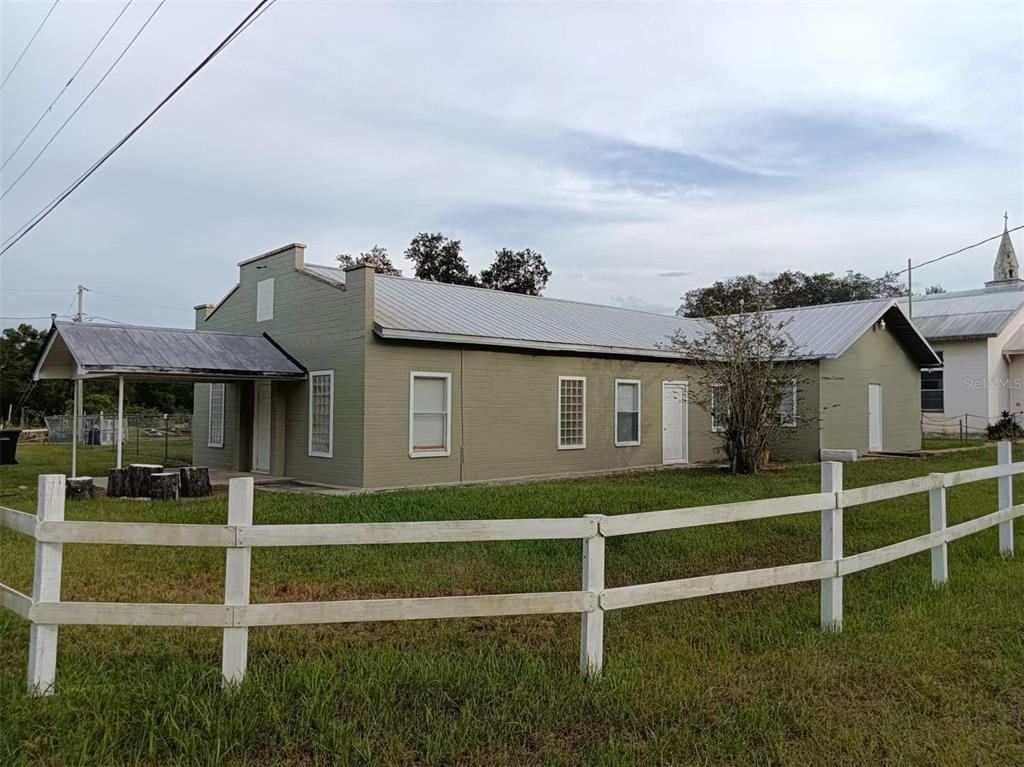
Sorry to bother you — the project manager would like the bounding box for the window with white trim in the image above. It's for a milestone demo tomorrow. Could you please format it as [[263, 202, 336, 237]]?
[[710, 384, 729, 432], [558, 376, 586, 449], [308, 371, 334, 457], [410, 372, 451, 457], [779, 380, 798, 427], [208, 383, 225, 448], [615, 380, 641, 446], [256, 278, 274, 322]]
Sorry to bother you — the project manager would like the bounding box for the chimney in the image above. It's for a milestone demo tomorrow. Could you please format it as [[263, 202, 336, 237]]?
[[194, 303, 213, 328], [342, 262, 376, 331]]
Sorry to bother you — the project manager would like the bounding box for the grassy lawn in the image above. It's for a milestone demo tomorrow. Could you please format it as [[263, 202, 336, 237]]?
[[922, 436, 990, 451], [2, 444, 1023, 766], [7, 435, 194, 486]]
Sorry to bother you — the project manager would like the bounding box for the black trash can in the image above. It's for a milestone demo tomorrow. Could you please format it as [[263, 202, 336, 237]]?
[[0, 429, 21, 465]]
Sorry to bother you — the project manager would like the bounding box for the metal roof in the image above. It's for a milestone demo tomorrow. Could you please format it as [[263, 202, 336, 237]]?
[[897, 283, 1024, 339], [349, 270, 938, 364], [33, 321, 306, 381]]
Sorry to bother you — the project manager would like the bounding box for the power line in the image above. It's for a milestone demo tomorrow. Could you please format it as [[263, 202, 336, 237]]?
[[895, 225, 1024, 276], [0, 0, 275, 258], [82, 314, 130, 324], [0, 0, 61, 92], [1, 1, 134, 173], [87, 288, 192, 313], [0, 0, 165, 201], [0, 287, 77, 293]]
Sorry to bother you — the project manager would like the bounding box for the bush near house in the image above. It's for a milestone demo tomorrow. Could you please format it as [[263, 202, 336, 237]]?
[[1, 443, 1023, 766]]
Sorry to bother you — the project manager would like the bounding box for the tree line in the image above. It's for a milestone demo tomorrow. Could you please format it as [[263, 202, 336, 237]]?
[[337, 232, 553, 296], [677, 269, 932, 317]]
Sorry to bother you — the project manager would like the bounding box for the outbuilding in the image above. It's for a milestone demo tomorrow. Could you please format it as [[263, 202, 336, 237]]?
[[185, 243, 938, 489]]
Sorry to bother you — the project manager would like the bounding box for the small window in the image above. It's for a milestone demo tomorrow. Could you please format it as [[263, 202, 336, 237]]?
[[615, 380, 641, 446], [779, 380, 798, 427], [711, 384, 729, 432], [208, 383, 225, 448], [558, 376, 586, 449], [308, 371, 334, 457], [921, 351, 944, 413], [410, 372, 451, 457], [256, 278, 274, 322]]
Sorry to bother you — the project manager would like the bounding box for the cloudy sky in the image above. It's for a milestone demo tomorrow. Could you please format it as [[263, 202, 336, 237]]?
[[1, 0, 1021, 329]]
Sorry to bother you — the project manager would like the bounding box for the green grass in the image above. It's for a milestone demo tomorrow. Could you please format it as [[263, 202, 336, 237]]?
[[922, 436, 989, 451], [2, 444, 1023, 766]]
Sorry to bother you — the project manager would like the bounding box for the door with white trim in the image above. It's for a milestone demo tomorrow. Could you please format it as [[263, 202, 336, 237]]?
[[868, 383, 883, 452], [662, 381, 688, 464], [252, 381, 272, 473]]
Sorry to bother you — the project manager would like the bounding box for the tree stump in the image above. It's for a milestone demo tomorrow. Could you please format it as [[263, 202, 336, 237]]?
[[66, 477, 95, 501], [107, 467, 130, 497], [179, 466, 212, 498], [149, 472, 180, 501], [128, 464, 163, 497]]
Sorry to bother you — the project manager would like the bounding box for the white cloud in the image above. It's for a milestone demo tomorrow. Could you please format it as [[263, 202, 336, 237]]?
[[1, 1, 1021, 328]]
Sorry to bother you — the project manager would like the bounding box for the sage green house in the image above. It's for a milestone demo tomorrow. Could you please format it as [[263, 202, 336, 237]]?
[[191, 243, 938, 489]]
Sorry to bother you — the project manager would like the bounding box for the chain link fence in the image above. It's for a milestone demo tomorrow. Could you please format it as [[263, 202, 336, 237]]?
[[921, 411, 1024, 446], [39, 413, 193, 465]]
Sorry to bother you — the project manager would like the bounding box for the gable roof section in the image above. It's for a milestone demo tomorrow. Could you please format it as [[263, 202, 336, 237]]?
[[896, 284, 1024, 340], [363, 273, 937, 365], [34, 321, 306, 381]]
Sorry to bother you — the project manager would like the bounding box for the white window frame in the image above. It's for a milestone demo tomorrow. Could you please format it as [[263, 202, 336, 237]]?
[[557, 375, 587, 450], [711, 384, 729, 433], [614, 379, 641, 447], [207, 383, 225, 448], [779, 379, 798, 427], [256, 277, 275, 322], [409, 372, 452, 458], [307, 370, 334, 458]]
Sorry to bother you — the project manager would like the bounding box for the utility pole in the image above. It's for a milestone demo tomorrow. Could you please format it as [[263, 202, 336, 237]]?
[[73, 284, 86, 322], [907, 258, 913, 319], [71, 284, 86, 476]]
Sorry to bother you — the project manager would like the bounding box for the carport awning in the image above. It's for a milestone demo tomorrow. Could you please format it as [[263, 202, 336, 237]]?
[[33, 321, 307, 382]]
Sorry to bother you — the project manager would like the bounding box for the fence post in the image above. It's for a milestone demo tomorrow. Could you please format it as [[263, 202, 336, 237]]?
[[997, 440, 1014, 556], [928, 473, 948, 584], [820, 461, 843, 631], [580, 514, 605, 677], [222, 477, 253, 686], [27, 474, 66, 696]]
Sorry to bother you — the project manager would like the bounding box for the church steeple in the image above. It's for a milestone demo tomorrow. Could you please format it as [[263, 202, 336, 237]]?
[[985, 213, 1020, 287]]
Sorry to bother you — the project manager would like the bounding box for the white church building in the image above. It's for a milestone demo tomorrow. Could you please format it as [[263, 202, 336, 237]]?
[[901, 217, 1024, 435]]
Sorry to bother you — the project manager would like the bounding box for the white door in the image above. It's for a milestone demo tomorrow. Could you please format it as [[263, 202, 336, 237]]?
[[662, 382, 688, 464], [868, 383, 883, 452], [252, 381, 272, 473]]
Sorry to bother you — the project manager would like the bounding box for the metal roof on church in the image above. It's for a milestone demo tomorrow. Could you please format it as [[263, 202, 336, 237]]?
[[897, 283, 1024, 340]]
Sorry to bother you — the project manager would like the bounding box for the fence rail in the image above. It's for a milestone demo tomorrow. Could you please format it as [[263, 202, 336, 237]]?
[[0, 444, 1020, 696]]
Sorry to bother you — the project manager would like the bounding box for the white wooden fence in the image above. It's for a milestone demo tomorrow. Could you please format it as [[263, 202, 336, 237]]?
[[1, 442, 1020, 696]]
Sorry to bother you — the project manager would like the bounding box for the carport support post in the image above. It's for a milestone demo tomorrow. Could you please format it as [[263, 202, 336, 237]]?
[[820, 461, 843, 631], [580, 514, 605, 677], [27, 475, 66, 696], [222, 477, 253, 686], [115, 376, 124, 469], [71, 379, 82, 478], [928, 473, 948, 584], [997, 441, 1014, 556]]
